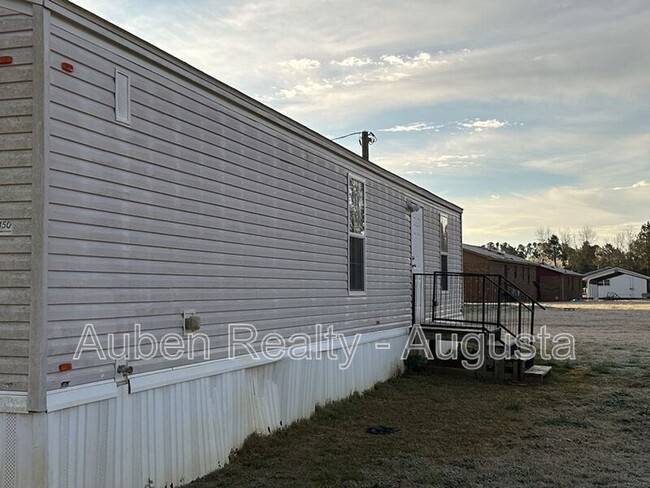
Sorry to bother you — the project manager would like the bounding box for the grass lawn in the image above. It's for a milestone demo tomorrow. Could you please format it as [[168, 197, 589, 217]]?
[[190, 302, 650, 487]]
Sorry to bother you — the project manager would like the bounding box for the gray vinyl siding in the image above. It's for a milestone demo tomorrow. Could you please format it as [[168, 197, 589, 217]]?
[[423, 206, 439, 273], [421, 206, 463, 319], [438, 211, 462, 274], [43, 9, 461, 389], [422, 206, 462, 274], [0, 1, 34, 392], [447, 213, 463, 273]]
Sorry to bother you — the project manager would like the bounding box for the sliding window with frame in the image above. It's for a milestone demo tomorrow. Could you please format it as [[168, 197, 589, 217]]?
[[348, 176, 366, 294]]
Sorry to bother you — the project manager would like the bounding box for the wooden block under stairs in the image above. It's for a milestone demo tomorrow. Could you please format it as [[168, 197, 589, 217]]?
[[523, 365, 552, 384]]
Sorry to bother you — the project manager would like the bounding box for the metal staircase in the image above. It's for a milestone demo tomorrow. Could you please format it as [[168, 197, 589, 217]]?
[[412, 272, 546, 381]]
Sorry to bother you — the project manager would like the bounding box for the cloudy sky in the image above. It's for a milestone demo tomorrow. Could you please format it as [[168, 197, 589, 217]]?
[[73, 0, 649, 245]]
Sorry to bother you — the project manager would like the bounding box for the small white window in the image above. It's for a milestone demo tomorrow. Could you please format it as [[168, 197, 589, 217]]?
[[115, 69, 131, 124], [597, 279, 610, 286]]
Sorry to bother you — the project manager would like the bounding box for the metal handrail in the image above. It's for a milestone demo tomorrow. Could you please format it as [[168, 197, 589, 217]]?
[[488, 274, 546, 310], [437, 272, 545, 310], [413, 272, 542, 340]]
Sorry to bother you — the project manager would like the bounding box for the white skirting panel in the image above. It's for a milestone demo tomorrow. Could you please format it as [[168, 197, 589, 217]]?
[[0, 413, 19, 488], [42, 330, 407, 488], [0, 412, 47, 488]]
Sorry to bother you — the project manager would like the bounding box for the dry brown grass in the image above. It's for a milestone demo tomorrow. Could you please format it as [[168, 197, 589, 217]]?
[[189, 302, 650, 487]]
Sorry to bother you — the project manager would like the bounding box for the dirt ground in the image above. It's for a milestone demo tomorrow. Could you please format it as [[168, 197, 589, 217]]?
[[190, 301, 650, 488]]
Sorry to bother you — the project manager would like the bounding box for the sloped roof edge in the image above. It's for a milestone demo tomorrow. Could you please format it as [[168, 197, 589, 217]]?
[[583, 267, 650, 281], [463, 244, 533, 266], [538, 264, 583, 277]]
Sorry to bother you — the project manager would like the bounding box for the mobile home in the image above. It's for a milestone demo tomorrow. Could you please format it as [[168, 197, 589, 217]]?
[[583, 267, 649, 300], [0, 1, 462, 486]]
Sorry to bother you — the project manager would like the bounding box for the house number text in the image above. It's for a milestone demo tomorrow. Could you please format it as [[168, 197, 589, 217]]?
[[0, 221, 13, 233]]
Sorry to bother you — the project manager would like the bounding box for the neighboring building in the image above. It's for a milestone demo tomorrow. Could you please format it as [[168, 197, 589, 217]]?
[[463, 244, 538, 300], [536, 264, 583, 301], [0, 1, 463, 486], [463, 245, 584, 301], [583, 267, 650, 299]]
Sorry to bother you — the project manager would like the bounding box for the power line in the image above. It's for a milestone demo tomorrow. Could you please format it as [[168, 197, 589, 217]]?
[[331, 130, 377, 160], [331, 131, 362, 141]]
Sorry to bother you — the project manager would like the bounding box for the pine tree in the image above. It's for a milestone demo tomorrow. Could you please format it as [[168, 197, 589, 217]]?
[[630, 222, 650, 275]]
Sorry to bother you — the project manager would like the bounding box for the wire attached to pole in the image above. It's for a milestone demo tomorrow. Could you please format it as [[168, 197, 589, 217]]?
[[332, 131, 377, 160]]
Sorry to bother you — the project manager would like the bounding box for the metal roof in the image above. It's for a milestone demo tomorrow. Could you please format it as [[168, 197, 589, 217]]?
[[538, 264, 583, 277], [583, 267, 650, 282], [463, 246, 584, 276], [463, 244, 533, 266]]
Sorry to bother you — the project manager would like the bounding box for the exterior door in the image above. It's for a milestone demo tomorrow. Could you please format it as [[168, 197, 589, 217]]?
[[411, 208, 425, 323]]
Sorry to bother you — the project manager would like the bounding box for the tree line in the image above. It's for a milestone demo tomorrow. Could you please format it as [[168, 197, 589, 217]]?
[[485, 222, 650, 275]]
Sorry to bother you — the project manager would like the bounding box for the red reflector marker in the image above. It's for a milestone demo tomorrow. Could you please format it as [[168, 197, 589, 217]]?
[[59, 363, 73, 372], [61, 62, 74, 73], [0, 55, 13, 65]]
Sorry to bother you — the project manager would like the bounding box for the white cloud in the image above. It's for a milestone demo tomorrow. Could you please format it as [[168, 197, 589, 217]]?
[[376, 72, 410, 83], [379, 122, 443, 133], [379, 52, 441, 68], [377, 150, 486, 174], [612, 180, 649, 191], [278, 58, 321, 71], [330, 56, 375, 67], [458, 119, 508, 132], [265, 50, 459, 103], [433, 154, 484, 163], [377, 118, 514, 134], [278, 79, 334, 99]]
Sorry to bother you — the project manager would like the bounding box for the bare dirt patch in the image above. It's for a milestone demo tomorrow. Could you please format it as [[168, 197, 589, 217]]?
[[190, 302, 650, 487]]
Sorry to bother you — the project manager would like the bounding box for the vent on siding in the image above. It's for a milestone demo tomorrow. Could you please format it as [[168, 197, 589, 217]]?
[[115, 69, 131, 124]]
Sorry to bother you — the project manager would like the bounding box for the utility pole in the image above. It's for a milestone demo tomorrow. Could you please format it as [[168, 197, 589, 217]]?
[[332, 131, 376, 160], [361, 131, 370, 160]]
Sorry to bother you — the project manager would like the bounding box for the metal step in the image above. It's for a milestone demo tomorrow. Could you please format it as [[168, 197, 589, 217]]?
[[523, 365, 552, 383], [419, 324, 500, 341]]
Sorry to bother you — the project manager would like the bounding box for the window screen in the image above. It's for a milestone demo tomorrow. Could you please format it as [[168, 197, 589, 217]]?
[[349, 236, 365, 292], [441, 254, 448, 291]]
